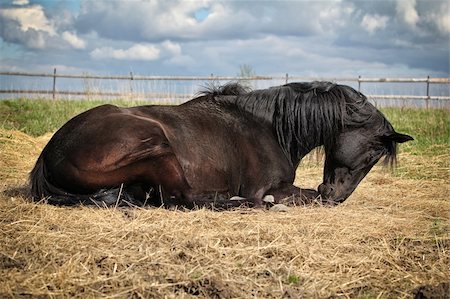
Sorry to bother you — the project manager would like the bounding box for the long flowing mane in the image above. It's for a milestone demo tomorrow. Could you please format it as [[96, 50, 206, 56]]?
[[201, 82, 397, 165]]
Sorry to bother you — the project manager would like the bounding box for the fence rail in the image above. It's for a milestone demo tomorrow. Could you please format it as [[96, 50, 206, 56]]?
[[2, 70, 450, 83], [1, 89, 449, 101], [0, 89, 191, 99], [1, 70, 449, 107]]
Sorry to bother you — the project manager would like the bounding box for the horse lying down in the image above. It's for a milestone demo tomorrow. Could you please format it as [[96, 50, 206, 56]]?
[[30, 82, 413, 209]]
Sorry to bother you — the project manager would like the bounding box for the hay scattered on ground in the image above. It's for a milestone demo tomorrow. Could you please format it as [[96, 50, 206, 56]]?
[[0, 128, 449, 298], [0, 129, 50, 187]]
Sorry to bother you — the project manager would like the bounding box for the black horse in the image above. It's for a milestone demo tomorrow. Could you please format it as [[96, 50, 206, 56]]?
[[30, 82, 413, 208]]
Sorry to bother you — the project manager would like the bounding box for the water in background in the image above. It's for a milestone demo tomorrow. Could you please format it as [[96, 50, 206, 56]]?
[[0, 74, 448, 108]]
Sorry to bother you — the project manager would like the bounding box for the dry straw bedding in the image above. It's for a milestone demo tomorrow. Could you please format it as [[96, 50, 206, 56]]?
[[0, 128, 448, 298]]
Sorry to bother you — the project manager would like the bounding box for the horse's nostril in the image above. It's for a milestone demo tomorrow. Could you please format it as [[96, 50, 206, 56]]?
[[318, 183, 332, 198], [318, 183, 325, 194], [317, 184, 335, 198]]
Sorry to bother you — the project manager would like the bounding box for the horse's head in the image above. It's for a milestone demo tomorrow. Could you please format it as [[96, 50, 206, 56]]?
[[318, 116, 413, 204]]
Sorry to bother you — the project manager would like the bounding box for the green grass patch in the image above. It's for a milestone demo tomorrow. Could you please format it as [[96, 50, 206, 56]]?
[[286, 274, 301, 285], [380, 107, 449, 156], [0, 98, 149, 136]]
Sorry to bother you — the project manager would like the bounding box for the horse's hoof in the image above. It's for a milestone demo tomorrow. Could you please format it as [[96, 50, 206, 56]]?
[[270, 203, 290, 212], [230, 196, 246, 201], [262, 194, 275, 203]]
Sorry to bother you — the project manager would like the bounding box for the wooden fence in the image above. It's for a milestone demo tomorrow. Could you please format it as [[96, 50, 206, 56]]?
[[1, 70, 449, 107]]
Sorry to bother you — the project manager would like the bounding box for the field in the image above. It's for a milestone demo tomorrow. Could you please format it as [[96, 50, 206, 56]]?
[[0, 99, 449, 298]]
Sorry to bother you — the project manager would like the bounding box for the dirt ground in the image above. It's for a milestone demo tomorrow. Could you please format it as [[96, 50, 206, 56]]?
[[0, 128, 448, 298]]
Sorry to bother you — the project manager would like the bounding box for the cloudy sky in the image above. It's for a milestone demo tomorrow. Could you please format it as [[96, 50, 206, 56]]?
[[0, 0, 449, 77]]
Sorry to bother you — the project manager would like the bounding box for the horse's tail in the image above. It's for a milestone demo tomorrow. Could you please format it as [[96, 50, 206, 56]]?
[[30, 152, 51, 200], [29, 153, 136, 206], [29, 152, 79, 205]]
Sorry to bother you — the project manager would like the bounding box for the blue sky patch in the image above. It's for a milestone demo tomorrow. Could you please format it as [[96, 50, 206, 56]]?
[[194, 7, 209, 22]]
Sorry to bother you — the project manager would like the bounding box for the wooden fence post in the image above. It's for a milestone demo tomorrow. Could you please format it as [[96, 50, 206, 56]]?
[[358, 75, 361, 92], [130, 71, 134, 94], [52, 68, 56, 100], [426, 75, 430, 109], [285, 73, 289, 84]]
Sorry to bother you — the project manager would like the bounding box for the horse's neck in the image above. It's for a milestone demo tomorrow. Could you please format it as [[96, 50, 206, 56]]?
[[224, 93, 331, 165], [223, 94, 275, 124]]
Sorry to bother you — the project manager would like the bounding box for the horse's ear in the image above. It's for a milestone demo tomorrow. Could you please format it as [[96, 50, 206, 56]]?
[[383, 132, 414, 143]]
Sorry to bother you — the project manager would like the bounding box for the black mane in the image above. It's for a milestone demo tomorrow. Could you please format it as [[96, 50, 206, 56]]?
[[211, 81, 396, 165], [198, 82, 251, 97]]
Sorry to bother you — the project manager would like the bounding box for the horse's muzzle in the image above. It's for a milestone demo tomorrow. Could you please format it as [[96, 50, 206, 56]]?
[[318, 183, 332, 198], [318, 183, 347, 205]]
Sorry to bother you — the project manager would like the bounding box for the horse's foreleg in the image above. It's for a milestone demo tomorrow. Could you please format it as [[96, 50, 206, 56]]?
[[141, 154, 270, 209], [188, 194, 261, 210], [134, 153, 193, 208], [267, 183, 320, 206]]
